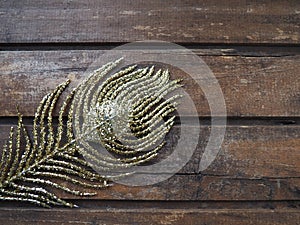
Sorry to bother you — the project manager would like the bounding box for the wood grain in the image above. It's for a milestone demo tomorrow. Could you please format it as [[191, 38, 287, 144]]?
[[0, 0, 299, 44], [52, 175, 300, 201], [0, 124, 299, 201], [0, 208, 299, 225], [1, 124, 299, 178], [0, 50, 299, 117], [0, 1, 299, 221]]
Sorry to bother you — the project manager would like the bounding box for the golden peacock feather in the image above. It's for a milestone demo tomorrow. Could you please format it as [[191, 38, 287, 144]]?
[[0, 58, 181, 208]]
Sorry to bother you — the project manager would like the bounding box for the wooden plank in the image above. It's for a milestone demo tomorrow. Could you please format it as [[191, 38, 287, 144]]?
[[0, 208, 299, 225], [0, 50, 299, 117], [0, 0, 299, 44], [0, 124, 299, 201], [0, 124, 299, 178], [53, 176, 300, 201]]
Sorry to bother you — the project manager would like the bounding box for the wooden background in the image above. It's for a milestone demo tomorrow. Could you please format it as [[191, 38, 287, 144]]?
[[0, 0, 299, 224]]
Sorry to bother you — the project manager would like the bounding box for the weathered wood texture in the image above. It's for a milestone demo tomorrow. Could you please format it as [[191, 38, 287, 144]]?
[[0, 50, 299, 117], [0, 0, 299, 44], [0, 124, 299, 178], [0, 124, 299, 201], [0, 208, 299, 225], [35, 175, 300, 201], [0, 0, 299, 223]]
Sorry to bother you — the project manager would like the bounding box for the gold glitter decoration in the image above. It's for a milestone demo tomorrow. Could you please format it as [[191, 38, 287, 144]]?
[[0, 59, 181, 208]]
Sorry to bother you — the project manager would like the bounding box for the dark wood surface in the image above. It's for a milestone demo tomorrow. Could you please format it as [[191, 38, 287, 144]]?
[[1, 124, 299, 179], [0, 0, 299, 224], [0, 208, 299, 225], [0, 124, 299, 203], [0, 0, 299, 44], [0, 50, 299, 117]]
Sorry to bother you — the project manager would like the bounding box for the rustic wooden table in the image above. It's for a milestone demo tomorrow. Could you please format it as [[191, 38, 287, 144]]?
[[0, 0, 299, 224]]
